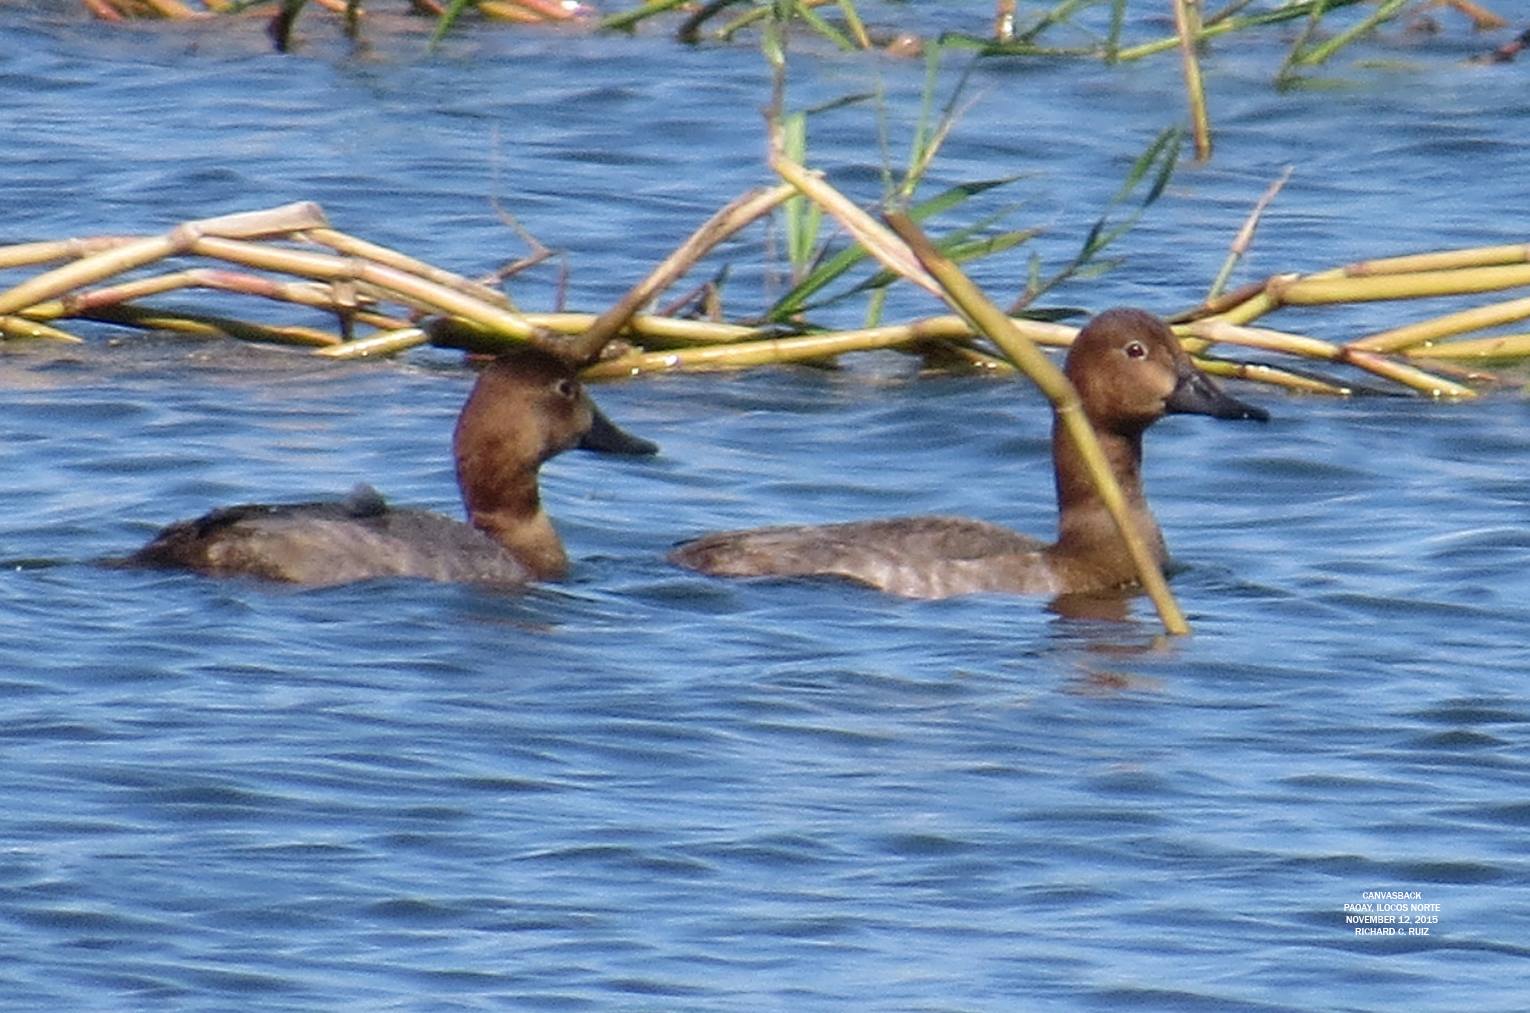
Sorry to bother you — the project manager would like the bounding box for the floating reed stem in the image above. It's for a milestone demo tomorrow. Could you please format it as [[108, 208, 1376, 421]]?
[[1403, 332, 1530, 361], [75, 304, 342, 346], [402, 311, 776, 359], [885, 209, 1190, 637], [529, 312, 763, 347], [565, 183, 795, 365], [1270, 264, 1530, 305], [1206, 166, 1291, 302], [315, 327, 430, 359], [79, 0, 125, 19], [184, 235, 560, 348], [1318, 243, 1530, 278], [579, 313, 1076, 378], [1171, 236, 1530, 397], [1195, 357, 1354, 397], [1181, 319, 1344, 361], [0, 316, 83, 342], [139, 0, 198, 17], [1181, 318, 1476, 398], [1172, 0, 1212, 162], [302, 227, 514, 310], [772, 154, 942, 300], [1347, 295, 1530, 353], [584, 328, 917, 377], [48, 267, 398, 325], [1, 202, 1524, 402], [1342, 349, 1477, 398], [0, 202, 328, 318], [0, 235, 139, 270], [1445, 0, 1507, 30]]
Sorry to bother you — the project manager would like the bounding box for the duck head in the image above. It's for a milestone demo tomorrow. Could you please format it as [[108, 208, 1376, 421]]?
[[1064, 307, 1268, 436], [453, 346, 654, 523]]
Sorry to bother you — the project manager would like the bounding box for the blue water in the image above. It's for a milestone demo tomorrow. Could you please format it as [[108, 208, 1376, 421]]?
[[4, 4, 1530, 1009]]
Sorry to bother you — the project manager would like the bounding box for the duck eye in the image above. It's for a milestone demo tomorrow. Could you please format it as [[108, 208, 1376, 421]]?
[[553, 378, 579, 400], [1124, 341, 1147, 360]]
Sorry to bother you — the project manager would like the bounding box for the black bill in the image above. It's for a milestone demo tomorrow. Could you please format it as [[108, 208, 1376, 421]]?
[[579, 401, 660, 455], [1166, 367, 1270, 422]]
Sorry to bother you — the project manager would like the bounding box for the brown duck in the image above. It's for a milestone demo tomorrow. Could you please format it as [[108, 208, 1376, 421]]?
[[127, 346, 655, 586], [670, 308, 1268, 598]]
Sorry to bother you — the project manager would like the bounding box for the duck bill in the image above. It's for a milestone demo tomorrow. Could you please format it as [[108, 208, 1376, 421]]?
[[579, 401, 660, 455], [1165, 368, 1269, 422]]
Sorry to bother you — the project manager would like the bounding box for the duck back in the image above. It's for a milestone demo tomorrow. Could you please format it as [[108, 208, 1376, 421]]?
[[120, 346, 658, 589], [128, 487, 533, 586], [669, 516, 1055, 598]]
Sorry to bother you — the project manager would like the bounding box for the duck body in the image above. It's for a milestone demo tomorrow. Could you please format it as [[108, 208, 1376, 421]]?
[[126, 347, 655, 587], [128, 485, 539, 586], [670, 308, 1267, 600], [672, 515, 1058, 598]]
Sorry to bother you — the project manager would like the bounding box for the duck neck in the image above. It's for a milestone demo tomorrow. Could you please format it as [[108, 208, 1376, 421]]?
[[1049, 415, 1166, 570], [464, 472, 569, 581]]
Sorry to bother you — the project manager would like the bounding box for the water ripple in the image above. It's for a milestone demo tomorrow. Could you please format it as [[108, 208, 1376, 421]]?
[[4, 7, 1530, 1010]]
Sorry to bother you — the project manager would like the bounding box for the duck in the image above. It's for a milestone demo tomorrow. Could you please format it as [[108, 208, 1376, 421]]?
[[125, 346, 656, 587], [669, 307, 1268, 599]]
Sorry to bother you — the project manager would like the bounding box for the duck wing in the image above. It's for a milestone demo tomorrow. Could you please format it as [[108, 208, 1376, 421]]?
[[670, 515, 1054, 599], [128, 490, 532, 586]]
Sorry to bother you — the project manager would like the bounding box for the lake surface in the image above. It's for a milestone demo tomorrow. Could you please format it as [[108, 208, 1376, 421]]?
[[4, 3, 1530, 1009]]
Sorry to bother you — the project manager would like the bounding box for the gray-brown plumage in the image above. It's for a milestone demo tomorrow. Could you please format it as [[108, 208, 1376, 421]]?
[[127, 347, 654, 586], [670, 308, 1267, 599]]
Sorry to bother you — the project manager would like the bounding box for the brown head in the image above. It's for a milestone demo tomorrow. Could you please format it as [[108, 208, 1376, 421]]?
[[453, 348, 592, 517], [1050, 308, 1266, 572], [1063, 308, 1267, 437], [452, 346, 655, 553]]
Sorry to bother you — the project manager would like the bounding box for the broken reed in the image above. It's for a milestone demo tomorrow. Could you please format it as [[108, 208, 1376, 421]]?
[[2, 199, 1529, 400]]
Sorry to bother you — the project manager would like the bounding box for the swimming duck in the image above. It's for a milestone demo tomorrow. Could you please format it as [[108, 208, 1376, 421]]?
[[669, 308, 1268, 599], [126, 346, 655, 586]]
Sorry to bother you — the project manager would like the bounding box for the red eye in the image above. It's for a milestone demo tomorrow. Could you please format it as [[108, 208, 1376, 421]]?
[[1125, 341, 1147, 359]]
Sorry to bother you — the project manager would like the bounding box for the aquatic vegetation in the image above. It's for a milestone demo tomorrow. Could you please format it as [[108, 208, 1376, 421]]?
[[21, 0, 1530, 637], [76, 0, 1517, 73], [3, 190, 1527, 402], [3, 8, 1185, 373], [19, 186, 1524, 636], [72, 0, 1523, 174]]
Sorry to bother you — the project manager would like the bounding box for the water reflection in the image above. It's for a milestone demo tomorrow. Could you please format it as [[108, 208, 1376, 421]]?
[[1049, 588, 1135, 623]]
